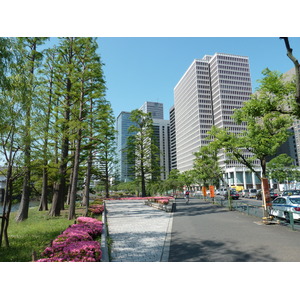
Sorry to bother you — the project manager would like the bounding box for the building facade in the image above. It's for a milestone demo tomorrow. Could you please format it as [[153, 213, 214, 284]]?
[[139, 101, 164, 119], [174, 53, 260, 188], [116, 102, 171, 183], [115, 111, 136, 182], [153, 118, 171, 180], [169, 106, 177, 170]]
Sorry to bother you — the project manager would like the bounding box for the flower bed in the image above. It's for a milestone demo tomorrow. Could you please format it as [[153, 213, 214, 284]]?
[[104, 196, 174, 206], [36, 217, 103, 262], [88, 204, 104, 215]]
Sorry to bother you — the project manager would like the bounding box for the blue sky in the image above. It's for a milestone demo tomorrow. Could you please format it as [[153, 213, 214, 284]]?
[[98, 37, 300, 119]]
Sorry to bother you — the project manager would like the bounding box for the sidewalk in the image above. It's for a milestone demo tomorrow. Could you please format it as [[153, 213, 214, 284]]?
[[105, 200, 173, 262]]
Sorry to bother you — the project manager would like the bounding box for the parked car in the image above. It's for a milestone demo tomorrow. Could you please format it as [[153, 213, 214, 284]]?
[[256, 189, 279, 200], [269, 195, 300, 222], [244, 188, 257, 198], [241, 189, 249, 198], [219, 188, 228, 196], [224, 190, 240, 200], [281, 190, 300, 196]]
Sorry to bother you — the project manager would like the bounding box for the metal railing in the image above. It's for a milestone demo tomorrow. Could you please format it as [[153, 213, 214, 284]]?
[[198, 195, 300, 231]]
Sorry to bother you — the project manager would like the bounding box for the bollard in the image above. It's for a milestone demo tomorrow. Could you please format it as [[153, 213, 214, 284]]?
[[172, 202, 176, 212], [247, 204, 249, 215], [288, 212, 295, 230]]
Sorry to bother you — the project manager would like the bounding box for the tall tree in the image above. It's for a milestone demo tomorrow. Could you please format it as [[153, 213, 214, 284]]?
[[280, 37, 300, 115], [0, 38, 22, 246], [68, 38, 106, 220], [95, 103, 116, 199], [127, 109, 160, 197], [193, 144, 224, 188], [267, 154, 299, 187], [209, 69, 294, 217], [36, 47, 58, 211], [49, 37, 78, 217], [15, 37, 48, 222]]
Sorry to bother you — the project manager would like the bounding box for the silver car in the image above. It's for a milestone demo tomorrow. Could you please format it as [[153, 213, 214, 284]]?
[[269, 195, 300, 221]]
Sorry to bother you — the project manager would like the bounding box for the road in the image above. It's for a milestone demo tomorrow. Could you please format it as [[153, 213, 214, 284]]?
[[168, 197, 300, 262]]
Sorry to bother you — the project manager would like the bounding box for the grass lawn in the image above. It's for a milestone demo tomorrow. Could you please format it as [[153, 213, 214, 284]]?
[[0, 206, 96, 262]]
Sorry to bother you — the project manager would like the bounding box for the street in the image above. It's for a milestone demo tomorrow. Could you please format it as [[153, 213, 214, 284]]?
[[168, 198, 300, 262]]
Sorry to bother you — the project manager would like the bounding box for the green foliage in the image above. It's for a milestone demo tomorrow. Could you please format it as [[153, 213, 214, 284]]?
[[0, 208, 74, 261], [193, 144, 224, 187], [163, 169, 184, 194], [209, 69, 294, 178], [127, 109, 161, 196], [267, 153, 300, 183]]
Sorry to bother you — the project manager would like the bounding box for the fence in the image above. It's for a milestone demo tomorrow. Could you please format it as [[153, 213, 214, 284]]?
[[195, 195, 300, 231]]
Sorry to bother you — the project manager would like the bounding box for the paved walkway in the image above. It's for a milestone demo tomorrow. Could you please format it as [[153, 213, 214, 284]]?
[[105, 200, 173, 262]]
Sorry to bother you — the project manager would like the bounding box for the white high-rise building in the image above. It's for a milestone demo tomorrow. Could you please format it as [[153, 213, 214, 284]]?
[[139, 101, 164, 119], [174, 53, 260, 187]]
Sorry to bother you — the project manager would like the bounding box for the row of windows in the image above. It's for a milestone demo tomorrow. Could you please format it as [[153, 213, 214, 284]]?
[[199, 104, 212, 109], [217, 60, 249, 68], [197, 85, 211, 89], [197, 79, 210, 85], [221, 90, 252, 96], [197, 75, 209, 80], [198, 94, 211, 99], [196, 71, 209, 76], [196, 66, 209, 71], [221, 95, 250, 101], [219, 69, 251, 77], [219, 74, 251, 82], [218, 65, 250, 72], [219, 80, 251, 87], [216, 55, 248, 63], [199, 119, 213, 124], [221, 99, 244, 104]]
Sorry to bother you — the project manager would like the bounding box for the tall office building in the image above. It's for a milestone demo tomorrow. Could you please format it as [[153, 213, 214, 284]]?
[[174, 53, 259, 187], [115, 111, 136, 182], [169, 106, 177, 170], [116, 103, 171, 183], [140, 101, 164, 119], [153, 118, 171, 180]]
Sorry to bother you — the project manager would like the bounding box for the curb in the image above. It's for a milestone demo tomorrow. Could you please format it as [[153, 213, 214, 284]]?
[[160, 211, 174, 262]]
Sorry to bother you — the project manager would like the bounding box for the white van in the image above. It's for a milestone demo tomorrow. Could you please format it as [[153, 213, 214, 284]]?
[[245, 189, 257, 198]]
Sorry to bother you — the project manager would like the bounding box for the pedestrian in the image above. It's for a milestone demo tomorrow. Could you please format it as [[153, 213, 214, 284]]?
[[185, 190, 190, 204]]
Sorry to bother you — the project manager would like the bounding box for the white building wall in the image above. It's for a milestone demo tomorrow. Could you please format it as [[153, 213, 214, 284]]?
[[174, 52, 259, 175]]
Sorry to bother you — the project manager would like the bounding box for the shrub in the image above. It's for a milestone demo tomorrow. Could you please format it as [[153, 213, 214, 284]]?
[[36, 217, 103, 262]]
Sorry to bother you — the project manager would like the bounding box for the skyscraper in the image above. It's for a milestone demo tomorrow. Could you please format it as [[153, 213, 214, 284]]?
[[152, 118, 171, 180], [169, 106, 177, 170], [115, 111, 136, 182], [140, 101, 164, 119], [174, 53, 258, 187]]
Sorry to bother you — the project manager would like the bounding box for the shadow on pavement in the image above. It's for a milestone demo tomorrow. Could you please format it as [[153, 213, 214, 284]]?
[[168, 236, 277, 262], [174, 200, 230, 217]]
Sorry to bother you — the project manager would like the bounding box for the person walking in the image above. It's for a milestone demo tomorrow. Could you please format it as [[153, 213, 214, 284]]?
[[185, 190, 190, 204]]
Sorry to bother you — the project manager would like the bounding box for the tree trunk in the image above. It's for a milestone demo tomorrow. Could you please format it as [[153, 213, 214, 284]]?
[[83, 151, 92, 216], [68, 140, 81, 220], [49, 182, 61, 216], [39, 166, 48, 211], [15, 169, 30, 222], [0, 165, 13, 247]]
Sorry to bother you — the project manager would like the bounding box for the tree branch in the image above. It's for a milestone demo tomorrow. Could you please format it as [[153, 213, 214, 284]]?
[[280, 37, 300, 108]]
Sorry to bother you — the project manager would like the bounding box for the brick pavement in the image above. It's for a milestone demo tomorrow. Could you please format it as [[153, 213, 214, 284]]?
[[105, 200, 173, 262]]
